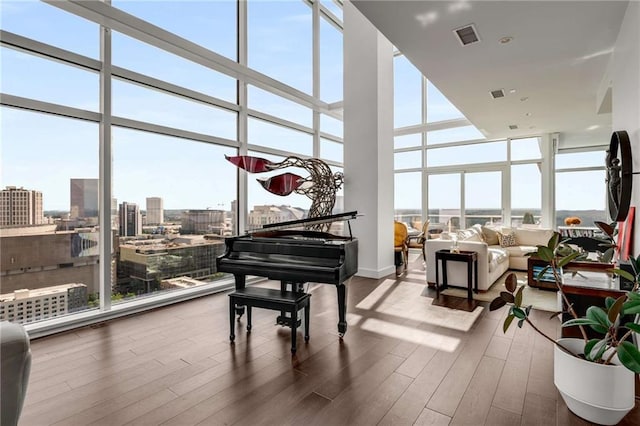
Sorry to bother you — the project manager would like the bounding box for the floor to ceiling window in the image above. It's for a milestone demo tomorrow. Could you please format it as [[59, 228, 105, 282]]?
[[393, 52, 548, 231], [555, 149, 607, 228], [0, 0, 344, 333]]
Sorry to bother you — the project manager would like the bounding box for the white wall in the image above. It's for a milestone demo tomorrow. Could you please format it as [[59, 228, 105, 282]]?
[[343, 2, 396, 278], [612, 1, 640, 259]]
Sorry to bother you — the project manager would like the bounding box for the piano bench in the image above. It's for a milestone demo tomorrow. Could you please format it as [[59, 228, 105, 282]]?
[[228, 287, 311, 354]]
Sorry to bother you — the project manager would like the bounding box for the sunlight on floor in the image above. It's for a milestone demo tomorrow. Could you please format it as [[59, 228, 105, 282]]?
[[360, 318, 461, 352]]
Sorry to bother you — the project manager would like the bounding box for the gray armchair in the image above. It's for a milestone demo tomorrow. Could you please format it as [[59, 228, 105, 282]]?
[[1, 321, 31, 426]]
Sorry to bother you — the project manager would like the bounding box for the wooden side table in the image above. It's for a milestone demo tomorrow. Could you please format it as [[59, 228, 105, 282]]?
[[435, 249, 478, 302]]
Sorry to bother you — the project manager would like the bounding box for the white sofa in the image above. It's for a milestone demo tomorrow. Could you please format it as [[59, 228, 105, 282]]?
[[425, 225, 555, 291]]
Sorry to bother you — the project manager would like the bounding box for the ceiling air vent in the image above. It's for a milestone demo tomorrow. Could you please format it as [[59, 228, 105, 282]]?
[[508, 124, 519, 130], [490, 89, 505, 99], [453, 24, 480, 46]]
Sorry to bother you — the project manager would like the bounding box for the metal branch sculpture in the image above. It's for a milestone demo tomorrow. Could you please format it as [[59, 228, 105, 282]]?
[[226, 155, 344, 231]]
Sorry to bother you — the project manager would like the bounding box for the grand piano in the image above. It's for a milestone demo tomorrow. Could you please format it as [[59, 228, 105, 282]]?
[[216, 211, 358, 337]]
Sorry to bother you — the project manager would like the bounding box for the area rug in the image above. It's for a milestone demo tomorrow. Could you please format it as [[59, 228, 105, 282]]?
[[440, 270, 559, 312]]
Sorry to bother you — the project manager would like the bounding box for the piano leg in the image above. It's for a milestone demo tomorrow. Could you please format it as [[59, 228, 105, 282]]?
[[233, 274, 246, 318], [229, 299, 235, 343], [337, 281, 348, 338]]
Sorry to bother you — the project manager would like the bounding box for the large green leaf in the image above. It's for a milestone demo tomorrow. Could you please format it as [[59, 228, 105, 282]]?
[[617, 341, 640, 373], [562, 318, 600, 327], [624, 322, 640, 334], [627, 292, 640, 301], [537, 246, 554, 262], [548, 232, 560, 250], [512, 307, 526, 320], [604, 297, 616, 310], [622, 300, 640, 315], [610, 268, 637, 284], [601, 248, 615, 264], [586, 306, 611, 327], [536, 267, 550, 282], [585, 339, 607, 362], [514, 286, 524, 307], [503, 314, 515, 333], [586, 306, 611, 334], [557, 251, 582, 267]]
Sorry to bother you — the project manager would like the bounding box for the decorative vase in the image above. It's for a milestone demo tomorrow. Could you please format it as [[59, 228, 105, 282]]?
[[554, 338, 635, 425]]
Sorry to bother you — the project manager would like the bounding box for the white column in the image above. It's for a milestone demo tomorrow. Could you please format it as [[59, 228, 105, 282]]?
[[343, 2, 395, 278], [541, 133, 556, 229]]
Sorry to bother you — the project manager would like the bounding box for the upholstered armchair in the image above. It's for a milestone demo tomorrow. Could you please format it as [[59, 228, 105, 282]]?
[[394, 221, 409, 274]]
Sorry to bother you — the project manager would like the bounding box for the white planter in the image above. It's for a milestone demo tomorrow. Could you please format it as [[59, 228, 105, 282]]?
[[554, 338, 635, 425]]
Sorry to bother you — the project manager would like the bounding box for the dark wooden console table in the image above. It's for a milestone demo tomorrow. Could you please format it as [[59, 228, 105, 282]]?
[[527, 256, 614, 290], [435, 249, 478, 302], [560, 270, 625, 339]]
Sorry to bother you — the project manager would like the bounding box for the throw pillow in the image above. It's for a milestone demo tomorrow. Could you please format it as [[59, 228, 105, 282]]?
[[482, 226, 500, 245], [498, 231, 518, 247]]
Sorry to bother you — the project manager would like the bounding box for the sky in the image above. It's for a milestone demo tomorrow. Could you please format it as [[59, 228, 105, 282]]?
[[0, 0, 606, 214]]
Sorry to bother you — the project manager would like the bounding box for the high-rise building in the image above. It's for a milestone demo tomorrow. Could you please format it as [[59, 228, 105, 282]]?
[[180, 209, 225, 234], [146, 197, 164, 225], [248, 205, 305, 230], [70, 178, 98, 219], [0, 284, 88, 324], [0, 186, 44, 226], [119, 202, 141, 236]]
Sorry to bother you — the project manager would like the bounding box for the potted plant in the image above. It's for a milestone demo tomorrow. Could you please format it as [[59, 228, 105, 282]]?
[[490, 231, 640, 425]]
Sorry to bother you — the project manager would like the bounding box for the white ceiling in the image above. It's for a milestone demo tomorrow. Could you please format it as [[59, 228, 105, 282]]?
[[351, 0, 629, 147]]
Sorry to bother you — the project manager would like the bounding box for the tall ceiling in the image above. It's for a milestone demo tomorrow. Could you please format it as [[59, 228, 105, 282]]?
[[351, 0, 629, 147]]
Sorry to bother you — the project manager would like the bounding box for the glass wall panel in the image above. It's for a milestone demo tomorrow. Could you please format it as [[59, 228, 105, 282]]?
[[0, 0, 98, 58], [246, 151, 311, 231], [427, 125, 485, 145], [394, 172, 422, 231], [320, 16, 343, 103], [511, 137, 541, 161], [112, 0, 237, 60], [1, 107, 100, 324], [112, 127, 235, 300], [555, 170, 607, 227], [112, 32, 237, 103], [426, 80, 464, 123], [1, 47, 99, 111], [394, 133, 422, 149], [555, 150, 605, 169], [428, 173, 460, 232], [248, 117, 312, 156], [393, 55, 422, 128], [321, 138, 343, 163], [512, 164, 542, 226], [112, 79, 237, 139], [427, 141, 506, 167], [394, 150, 422, 170], [248, 85, 312, 128], [465, 171, 502, 227], [321, 0, 343, 20], [320, 114, 343, 137], [248, 0, 312, 94]]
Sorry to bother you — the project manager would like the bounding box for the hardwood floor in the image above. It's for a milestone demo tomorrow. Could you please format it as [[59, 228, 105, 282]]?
[[19, 255, 639, 425]]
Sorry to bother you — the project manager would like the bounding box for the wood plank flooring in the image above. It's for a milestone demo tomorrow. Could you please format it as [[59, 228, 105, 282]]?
[[19, 255, 640, 425]]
